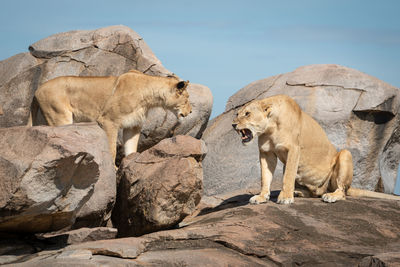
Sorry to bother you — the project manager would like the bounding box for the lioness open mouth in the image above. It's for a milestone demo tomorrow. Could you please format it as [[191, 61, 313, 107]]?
[[239, 128, 253, 143]]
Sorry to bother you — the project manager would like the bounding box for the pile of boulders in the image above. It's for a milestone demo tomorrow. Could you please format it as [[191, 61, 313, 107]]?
[[0, 26, 211, 241]]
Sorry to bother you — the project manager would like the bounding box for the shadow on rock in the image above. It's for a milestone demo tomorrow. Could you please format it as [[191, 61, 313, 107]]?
[[198, 190, 282, 216]]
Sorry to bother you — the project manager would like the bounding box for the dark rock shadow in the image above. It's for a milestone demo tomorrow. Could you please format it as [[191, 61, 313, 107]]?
[[0, 232, 68, 265], [198, 190, 281, 216]]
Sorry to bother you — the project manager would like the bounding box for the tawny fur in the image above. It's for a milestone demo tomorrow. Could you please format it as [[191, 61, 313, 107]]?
[[233, 94, 400, 204], [31, 70, 191, 163]]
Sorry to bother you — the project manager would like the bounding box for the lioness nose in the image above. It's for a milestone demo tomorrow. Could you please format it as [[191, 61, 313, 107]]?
[[232, 124, 237, 130]]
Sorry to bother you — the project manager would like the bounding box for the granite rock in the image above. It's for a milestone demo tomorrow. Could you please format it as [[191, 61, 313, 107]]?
[[112, 135, 206, 236]]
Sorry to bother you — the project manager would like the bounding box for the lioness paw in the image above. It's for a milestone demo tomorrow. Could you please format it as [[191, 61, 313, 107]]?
[[249, 194, 269, 204], [277, 191, 294, 204], [322, 193, 337, 203], [322, 192, 344, 203]]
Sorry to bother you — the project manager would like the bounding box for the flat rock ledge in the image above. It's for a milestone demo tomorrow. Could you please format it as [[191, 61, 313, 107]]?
[[3, 192, 400, 266]]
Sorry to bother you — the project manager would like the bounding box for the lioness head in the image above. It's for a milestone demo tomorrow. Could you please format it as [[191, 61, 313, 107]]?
[[232, 99, 273, 145], [166, 80, 192, 118]]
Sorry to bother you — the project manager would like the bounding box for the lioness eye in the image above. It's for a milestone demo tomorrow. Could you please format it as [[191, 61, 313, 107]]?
[[245, 112, 250, 116]]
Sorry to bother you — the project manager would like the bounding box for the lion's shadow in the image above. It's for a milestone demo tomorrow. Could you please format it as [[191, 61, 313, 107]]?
[[198, 190, 281, 216]]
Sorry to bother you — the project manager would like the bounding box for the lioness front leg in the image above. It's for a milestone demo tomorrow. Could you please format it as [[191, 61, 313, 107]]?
[[98, 118, 119, 166], [277, 145, 300, 204], [250, 151, 277, 204], [123, 127, 140, 156], [322, 149, 353, 203]]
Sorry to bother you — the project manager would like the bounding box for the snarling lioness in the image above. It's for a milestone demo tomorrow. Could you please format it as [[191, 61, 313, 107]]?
[[32, 70, 191, 163], [233, 94, 400, 204]]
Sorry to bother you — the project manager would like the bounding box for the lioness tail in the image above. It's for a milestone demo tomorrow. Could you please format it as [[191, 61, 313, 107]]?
[[347, 187, 400, 200], [27, 97, 41, 126]]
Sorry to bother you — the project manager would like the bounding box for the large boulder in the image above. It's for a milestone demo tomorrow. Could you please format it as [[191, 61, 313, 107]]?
[[0, 123, 115, 233], [112, 135, 206, 237], [203, 64, 400, 196], [0, 25, 213, 150]]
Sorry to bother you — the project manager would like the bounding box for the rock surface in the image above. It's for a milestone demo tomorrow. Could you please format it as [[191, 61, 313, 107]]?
[[380, 124, 400, 194], [112, 135, 206, 237], [359, 252, 400, 267], [36, 227, 117, 246], [72, 145, 116, 229], [0, 53, 42, 127], [0, 123, 114, 233], [0, 25, 212, 151], [203, 64, 400, 196], [5, 191, 400, 266]]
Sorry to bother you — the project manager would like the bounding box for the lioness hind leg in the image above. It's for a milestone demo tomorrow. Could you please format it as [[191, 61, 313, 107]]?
[[322, 149, 353, 203], [35, 92, 73, 126], [40, 104, 73, 126], [294, 188, 312, 198]]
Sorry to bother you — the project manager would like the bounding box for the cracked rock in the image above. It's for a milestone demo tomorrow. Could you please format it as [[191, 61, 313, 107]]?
[[0, 123, 114, 233], [36, 227, 117, 245], [112, 135, 206, 237], [204, 64, 400, 195]]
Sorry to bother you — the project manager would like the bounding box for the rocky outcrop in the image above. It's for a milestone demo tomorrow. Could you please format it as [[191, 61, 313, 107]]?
[[0, 25, 212, 150], [203, 64, 400, 195], [0, 123, 115, 233], [0, 25, 212, 229], [5, 191, 400, 266], [112, 135, 206, 236]]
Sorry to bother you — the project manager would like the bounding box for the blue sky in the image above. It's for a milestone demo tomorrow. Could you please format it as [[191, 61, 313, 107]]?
[[1, 0, 399, 118]]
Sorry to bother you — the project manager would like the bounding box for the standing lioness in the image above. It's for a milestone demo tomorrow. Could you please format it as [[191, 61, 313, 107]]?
[[233, 94, 400, 204], [33, 70, 191, 163]]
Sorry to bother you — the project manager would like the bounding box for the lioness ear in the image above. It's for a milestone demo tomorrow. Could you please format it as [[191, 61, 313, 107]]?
[[177, 80, 189, 91], [260, 102, 271, 115]]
